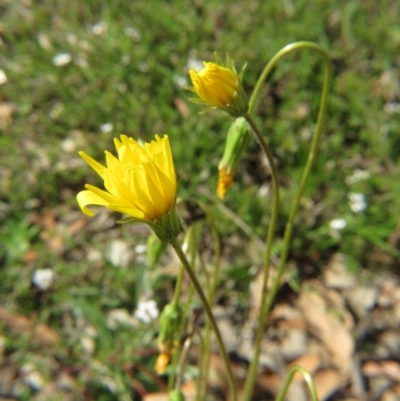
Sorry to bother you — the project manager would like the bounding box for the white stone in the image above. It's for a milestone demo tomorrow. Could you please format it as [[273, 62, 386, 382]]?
[[348, 192, 367, 213], [21, 363, 44, 391], [32, 268, 55, 291], [52, 53, 72, 67], [0, 69, 7, 85], [100, 122, 113, 133], [92, 21, 107, 35], [330, 218, 347, 230]]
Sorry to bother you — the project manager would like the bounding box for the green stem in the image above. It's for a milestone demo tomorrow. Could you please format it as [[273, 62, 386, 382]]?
[[172, 258, 185, 305], [169, 237, 237, 401], [275, 365, 319, 401], [175, 337, 192, 392], [241, 113, 280, 401], [242, 41, 332, 401], [167, 258, 185, 391], [199, 209, 221, 401], [168, 226, 196, 391], [168, 345, 181, 392], [263, 42, 332, 329]]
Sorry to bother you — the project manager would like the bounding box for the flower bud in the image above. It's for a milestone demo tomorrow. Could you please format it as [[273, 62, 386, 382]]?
[[155, 302, 184, 374], [217, 117, 252, 199], [188, 55, 248, 117]]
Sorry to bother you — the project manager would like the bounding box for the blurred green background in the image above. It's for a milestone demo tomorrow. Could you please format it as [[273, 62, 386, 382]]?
[[1, 0, 399, 399]]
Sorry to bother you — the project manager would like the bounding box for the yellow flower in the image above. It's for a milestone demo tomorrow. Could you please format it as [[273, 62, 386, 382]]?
[[189, 62, 238, 109], [77, 135, 180, 240], [188, 56, 248, 117]]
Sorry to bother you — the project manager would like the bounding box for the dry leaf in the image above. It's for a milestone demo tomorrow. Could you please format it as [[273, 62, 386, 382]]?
[[297, 289, 354, 375], [66, 217, 88, 235], [313, 368, 343, 401], [289, 354, 321, 381], [362, 360, 382, 377], [174, 98, 190, 117], [0, 102, 13, 128], [0, 306, 60, 345], [143, 392, 169, 401], [381, 360, 400, 382]]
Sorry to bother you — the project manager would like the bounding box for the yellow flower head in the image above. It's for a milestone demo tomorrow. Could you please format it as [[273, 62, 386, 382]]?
[[189, 62, 237, 108], [188, 55, 248, 117], [77, 135, 180, 240]]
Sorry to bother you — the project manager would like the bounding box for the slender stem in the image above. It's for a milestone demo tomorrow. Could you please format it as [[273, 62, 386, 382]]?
[[169, 237, 237, 401], [242, 42, 332, 401], [167, 256, 185, 391], [275, 365, 319, 401], [241, 114, 280, 401], [168, 344, 181, 391], [263, 42, 332, 325], [172, 259, 185, 305], [175, 337, 192, 392], [200, 207, 221, 401]]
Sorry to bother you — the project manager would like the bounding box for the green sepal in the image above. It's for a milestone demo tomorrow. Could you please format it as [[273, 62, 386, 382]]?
[[158, 302, 184, 352], [168, 390, 185, 401], [219, 117, 252, 173], [146, 233, 167, 268]]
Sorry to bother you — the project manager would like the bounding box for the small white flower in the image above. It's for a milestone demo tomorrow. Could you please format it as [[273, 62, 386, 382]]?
[[32, 268, 55, 291], [329, 218, 347, 239], [173, 75, 188, 89], [52, 52, 72, 67], [106, 239, 133, 268], [134, 244, 147, 254], [187, 56, 203, 72], [0, 69, 7, 85], [330, 218, 347, 230], [134, 299, 159, 324], [345, 168, 370, 185], [100, 122, 113, 133], [348, 192, 367, 213], [92, 21, 107, 35]]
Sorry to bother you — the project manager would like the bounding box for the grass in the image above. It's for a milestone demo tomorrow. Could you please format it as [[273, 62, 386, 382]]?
[[1, 0, 400, 399]]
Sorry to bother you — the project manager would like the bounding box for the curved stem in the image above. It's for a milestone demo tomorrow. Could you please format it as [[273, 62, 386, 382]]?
[[169, 237, 237, 401], [264, 42, 332, 327], [242, 42, 332, 401], [275, 365, 319, 401]]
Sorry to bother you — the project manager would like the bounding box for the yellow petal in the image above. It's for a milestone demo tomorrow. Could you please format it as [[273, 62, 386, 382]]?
[[84, 184, 119, 204], [217, 167, 235, 199], [79, 151, 106, 178], [77, 189, 111, 216]]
